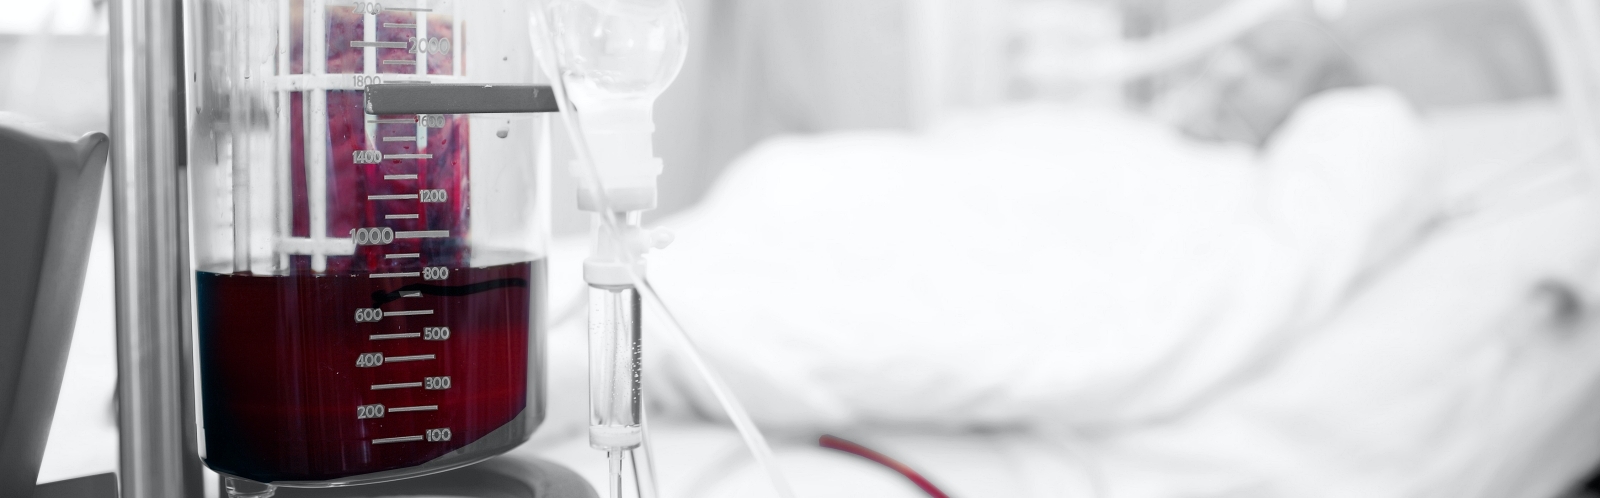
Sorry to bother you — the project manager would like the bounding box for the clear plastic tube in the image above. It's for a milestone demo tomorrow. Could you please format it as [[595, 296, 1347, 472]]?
[[589, 284, 644, 450], [529, 7, 796, 498]]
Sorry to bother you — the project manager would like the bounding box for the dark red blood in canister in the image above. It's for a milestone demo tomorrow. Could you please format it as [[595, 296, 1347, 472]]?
[[199, 6, 524, 484], [196, 261, 541, 483]]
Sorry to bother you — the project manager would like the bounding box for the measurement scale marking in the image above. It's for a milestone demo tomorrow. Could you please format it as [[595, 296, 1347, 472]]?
[[384, 154, 433, 160], [388, 405, 439, 413], [368, 194, 418, 200], [383, 60, 419, 66], [401, 291, 423, 298], [370, 272, 421, 279], [370, 118, 415, 124], [383, 23, 418, 28], [385, 310, 434, 317], [384, 174, 418, 180], [385, 252, 421, 258], [370, 333, 422, 340], [351, 41, 407, 49], [395, 230, 449, 239], [371, 382, 423, 390], [371, 435, 425, 445], [381, 136, 416, 142], [385, 354, 435, 363], [386, 7, 432, 12]]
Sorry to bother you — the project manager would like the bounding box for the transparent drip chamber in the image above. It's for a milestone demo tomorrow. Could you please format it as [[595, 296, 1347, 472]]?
[[185, 0, 550, 490]]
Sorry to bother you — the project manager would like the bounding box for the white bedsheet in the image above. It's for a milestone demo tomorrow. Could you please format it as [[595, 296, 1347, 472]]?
[[628, 87, 1438, 430], [530, 93, 1600, 497]]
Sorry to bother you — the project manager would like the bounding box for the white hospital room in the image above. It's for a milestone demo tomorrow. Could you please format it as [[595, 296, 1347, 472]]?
[[4, 0, 1600, 496]]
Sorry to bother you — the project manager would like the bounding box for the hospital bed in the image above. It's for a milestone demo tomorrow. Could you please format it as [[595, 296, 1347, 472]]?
[[515, 0, 1600, 497]]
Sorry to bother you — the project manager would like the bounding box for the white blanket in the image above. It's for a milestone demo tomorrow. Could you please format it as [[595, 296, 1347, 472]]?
[[634, 87, 1439, 430], [528, 91, 1600, 497]]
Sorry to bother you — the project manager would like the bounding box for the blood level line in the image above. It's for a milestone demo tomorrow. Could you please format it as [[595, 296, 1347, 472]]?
[[370, 333, 422, 340], [371, 435, 425, 445], [371, 382, 423, 390], [385, 354, 435, 363]]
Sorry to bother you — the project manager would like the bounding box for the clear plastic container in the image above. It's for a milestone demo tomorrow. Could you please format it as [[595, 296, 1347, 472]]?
[[184, 0, 550, 488]]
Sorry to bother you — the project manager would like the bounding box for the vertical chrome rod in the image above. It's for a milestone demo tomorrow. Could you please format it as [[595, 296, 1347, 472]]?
[[109, 0, 204, 496]]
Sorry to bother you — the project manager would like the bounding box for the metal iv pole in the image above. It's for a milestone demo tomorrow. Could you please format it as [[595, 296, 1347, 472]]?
[[108, 0, 206, 495]]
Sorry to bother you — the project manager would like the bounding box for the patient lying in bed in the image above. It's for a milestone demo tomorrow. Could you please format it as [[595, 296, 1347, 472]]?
[[636, 82, 1436, 429]]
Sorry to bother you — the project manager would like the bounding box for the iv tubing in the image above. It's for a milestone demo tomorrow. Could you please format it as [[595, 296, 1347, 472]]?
[[530, 7, 797, 498]]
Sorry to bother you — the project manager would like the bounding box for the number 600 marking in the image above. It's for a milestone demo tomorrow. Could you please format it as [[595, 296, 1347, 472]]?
[[354, 308, 383, 323]]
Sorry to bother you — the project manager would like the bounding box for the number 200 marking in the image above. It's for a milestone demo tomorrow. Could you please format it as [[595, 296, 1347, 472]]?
[[357, 404, 385, 419]]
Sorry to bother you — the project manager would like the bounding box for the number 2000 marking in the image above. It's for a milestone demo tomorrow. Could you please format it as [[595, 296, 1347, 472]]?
[[408, 37, 451, 55]]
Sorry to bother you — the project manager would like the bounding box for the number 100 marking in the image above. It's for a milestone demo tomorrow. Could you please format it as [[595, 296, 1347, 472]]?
[[426, 427, 452, 442]]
